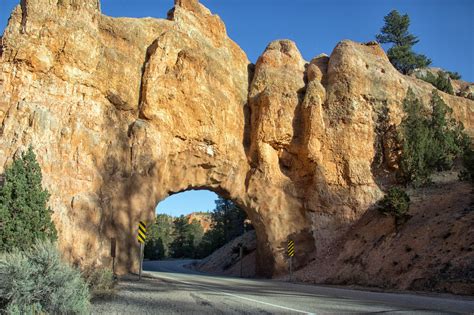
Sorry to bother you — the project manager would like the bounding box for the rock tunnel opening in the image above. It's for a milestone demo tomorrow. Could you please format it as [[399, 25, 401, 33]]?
[[143, 189, 256, 277]]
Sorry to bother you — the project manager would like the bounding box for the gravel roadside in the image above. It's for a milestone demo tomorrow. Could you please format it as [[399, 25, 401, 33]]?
[[91, 275, 268, 315]]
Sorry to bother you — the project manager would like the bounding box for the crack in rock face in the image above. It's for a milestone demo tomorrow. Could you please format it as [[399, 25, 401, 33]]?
[[0, 0, 472, 276]]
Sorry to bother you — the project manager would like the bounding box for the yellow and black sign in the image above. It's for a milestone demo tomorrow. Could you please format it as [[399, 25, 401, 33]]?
[[137, 221, 147, 244], [288, 240, 295, 257]]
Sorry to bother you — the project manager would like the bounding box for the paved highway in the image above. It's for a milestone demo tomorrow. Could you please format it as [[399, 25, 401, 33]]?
[[92, 260, 474, 314]]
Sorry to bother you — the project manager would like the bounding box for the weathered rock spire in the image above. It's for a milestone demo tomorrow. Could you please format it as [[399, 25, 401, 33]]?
[[169, 0, 208, 19], [175, 0, 201, 11]]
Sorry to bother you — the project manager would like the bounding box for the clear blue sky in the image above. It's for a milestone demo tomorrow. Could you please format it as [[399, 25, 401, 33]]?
[[1, 0, 472, 80], [0, 1, 472, 214], [156, 190, 218, 217]]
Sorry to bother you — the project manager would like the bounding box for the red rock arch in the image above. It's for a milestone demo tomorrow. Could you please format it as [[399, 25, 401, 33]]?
[[1, 0, 472, 278]]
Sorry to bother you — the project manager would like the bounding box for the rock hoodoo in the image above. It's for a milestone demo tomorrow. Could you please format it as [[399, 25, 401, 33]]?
[[0, 0, 472, 276]]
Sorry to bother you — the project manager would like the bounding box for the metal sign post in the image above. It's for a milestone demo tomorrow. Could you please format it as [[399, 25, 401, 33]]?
[[289, 257, 293, 281], [111, 238, 116, 276], [139, 242, 144, 281], [288, 239, 295, 282], [137, 221, 147, 281], [239, 244, 243, 278]]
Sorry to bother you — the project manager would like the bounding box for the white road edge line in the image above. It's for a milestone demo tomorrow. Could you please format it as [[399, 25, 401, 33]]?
[[154, 274, 316, 315]]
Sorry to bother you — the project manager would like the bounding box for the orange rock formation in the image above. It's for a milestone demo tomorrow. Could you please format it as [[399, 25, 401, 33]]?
[[0, 0, 472, 276]]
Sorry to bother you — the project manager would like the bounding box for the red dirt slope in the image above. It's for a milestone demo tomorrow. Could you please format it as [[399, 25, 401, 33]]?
[[296, 180, 473, 295]]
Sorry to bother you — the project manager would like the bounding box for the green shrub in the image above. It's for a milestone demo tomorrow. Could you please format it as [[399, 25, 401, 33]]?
[[0, 240, 90, 314], [82, 267, 116, 298], [417, 71, 454, 95], [378, 188, 411, 224], [0, 146, 57, 252], [459, 148, 474, 183], [446, 71, 461, 80]]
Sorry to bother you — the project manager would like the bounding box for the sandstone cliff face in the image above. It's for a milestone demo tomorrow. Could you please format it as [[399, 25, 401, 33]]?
[[186, 212, 212, 232], [0, 0, 473, 277]]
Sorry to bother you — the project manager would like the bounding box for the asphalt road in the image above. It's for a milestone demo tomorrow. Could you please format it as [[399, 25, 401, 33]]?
[[92, 260, 474, 314]]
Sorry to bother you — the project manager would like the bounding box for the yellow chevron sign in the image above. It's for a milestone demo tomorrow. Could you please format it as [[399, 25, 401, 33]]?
[[288, 240, 295, 257], [137, 221, 147, 244]]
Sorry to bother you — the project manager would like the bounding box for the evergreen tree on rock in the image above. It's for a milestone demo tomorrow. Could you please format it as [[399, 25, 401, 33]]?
[[398, 89, 469, 186], [376, 10, 431, 74], [0, 146, 57, 251]]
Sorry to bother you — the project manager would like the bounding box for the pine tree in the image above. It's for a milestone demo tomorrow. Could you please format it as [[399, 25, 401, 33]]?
[[211, 197, 247, 244], [144, 214, 174, 259], [196, 197, 248, 258], [398, 89, 469, 186], [376, 10, 431, 74], [0, 147, 57, 251], [429, 90, 467, 169], [169, 216, 204, 258], [398, 89, 432, 185]]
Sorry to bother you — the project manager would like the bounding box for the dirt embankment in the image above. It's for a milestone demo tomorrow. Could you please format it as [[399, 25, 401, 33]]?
[[195, 231, 257, 278], [296, 178, 473, 295]]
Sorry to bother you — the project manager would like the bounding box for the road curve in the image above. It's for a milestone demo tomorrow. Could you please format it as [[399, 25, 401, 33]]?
[[92, 259, 474, 314]]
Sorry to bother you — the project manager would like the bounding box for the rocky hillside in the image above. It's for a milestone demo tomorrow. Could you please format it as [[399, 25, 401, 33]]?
[[0, 0, 472, 279], [295, 174, 474, 295], [411, 67, 474, 99]]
